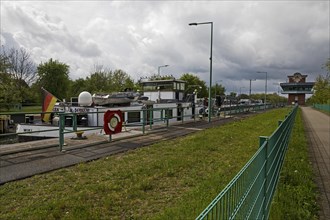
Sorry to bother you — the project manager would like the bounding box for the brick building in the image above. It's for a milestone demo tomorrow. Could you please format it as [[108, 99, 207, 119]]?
[[280, 72, 314, 105]]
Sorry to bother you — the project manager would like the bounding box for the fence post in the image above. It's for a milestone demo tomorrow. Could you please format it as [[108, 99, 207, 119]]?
[[259, 135, 269, 219], [193, 106, 196, 122], [142, 110, 146, 134], [59, 113, 65, 151], [149, 108, 153, 129], [161, 109, 164, 122], [166, 108, 169, 127], [72, 113, 77, 132]]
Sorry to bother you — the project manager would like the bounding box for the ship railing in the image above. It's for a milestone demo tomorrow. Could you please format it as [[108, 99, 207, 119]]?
[[1, 104, 275, 150]]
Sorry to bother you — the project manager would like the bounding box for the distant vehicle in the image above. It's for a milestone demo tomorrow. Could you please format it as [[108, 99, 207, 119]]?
[[238, 99, 251, 105], [252, 99, 263, 105]]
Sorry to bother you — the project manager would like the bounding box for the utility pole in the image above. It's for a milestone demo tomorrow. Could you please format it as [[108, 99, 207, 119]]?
[[249, 79, 256, 97]]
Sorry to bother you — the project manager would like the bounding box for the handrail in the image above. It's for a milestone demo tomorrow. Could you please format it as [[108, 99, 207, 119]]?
[[1, 104, 276, 150]]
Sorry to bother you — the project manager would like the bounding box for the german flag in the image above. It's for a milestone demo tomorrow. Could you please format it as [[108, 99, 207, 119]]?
[[41, 87, 58, 122]]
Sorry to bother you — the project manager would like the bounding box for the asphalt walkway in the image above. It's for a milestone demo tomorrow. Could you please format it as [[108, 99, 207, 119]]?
[[301, 106, 330, 220], [1, 116, 240, 185]]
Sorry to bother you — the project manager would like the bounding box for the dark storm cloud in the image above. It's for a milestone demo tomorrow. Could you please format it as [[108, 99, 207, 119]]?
[[1, 3, 101, 59], [1, 1, 329, 93]]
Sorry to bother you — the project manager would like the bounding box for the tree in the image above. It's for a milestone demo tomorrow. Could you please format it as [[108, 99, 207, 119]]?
[[68, 78, 88, 98], [180, 73, 208, 97], [322, 58, 330, 73], [85, 66, 135, 94], [85, 71, 110, 93], [266, 93, 287, 106], [307, 59, 330, 104], [250, 93, 264, 101], [250, 93, 287, 105], [28, 82, 44, 105], [36, 58, 70, 100], [0, 73, 21, 110], [1, 46, 37, 103], [309, 74, 330, 104], [0, 52, 10, 73], [111, 69, 134, 92], [237, 94, 249, 100], [229, 92, 237, 98], [0, 53, 20, 109], [211, 83, 225, 98]]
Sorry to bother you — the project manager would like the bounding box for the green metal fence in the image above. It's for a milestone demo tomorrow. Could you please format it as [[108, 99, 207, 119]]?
[[57, 104, 274, 151], [313, 104, 330, 112], [57, 108, 178, 151], [196, 106, 298, 220], [1, 103, 275, 150]]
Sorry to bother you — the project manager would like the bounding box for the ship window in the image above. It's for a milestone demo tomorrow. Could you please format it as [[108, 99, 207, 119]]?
[[158, 83, 173, 90], [176, 82, 180, 90], [165, 109, 173, 119], [143, 83, 157, 91], [142, 81, 186, 91], [178, 83, 185, 91], [127, 111, 140, 123]]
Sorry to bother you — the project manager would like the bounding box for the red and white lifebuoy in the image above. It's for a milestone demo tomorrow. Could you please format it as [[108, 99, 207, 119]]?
[[103, 110, 123, 134]]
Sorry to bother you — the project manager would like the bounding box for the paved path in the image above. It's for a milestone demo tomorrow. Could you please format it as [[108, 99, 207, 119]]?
[[1, 115, 245, 185], [301, 106, 330, 220]]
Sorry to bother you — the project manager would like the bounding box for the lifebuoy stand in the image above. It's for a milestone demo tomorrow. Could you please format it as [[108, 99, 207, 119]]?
[[103, 110, 123, 135]]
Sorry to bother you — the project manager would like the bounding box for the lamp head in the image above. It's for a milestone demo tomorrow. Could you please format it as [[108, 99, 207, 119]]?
[[189, 23, 198, 26]]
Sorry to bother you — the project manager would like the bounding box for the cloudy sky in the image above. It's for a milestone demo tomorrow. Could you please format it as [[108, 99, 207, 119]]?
[[1, 1, 329, 94]]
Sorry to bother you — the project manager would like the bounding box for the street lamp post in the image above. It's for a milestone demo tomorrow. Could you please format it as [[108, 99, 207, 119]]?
[[257, 71, 268, 110], [158, 65, 169, 76], [189, 21, 213, 123], [249, 79, 256, 97]]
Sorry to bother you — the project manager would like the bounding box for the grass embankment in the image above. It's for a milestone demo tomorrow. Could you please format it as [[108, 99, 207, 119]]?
[[22, 106, 42, 113], [0, 106, 42, 114], [0, 107, 316, 219], [316, 109, 330, 116], [269, 108, 319, 219]]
